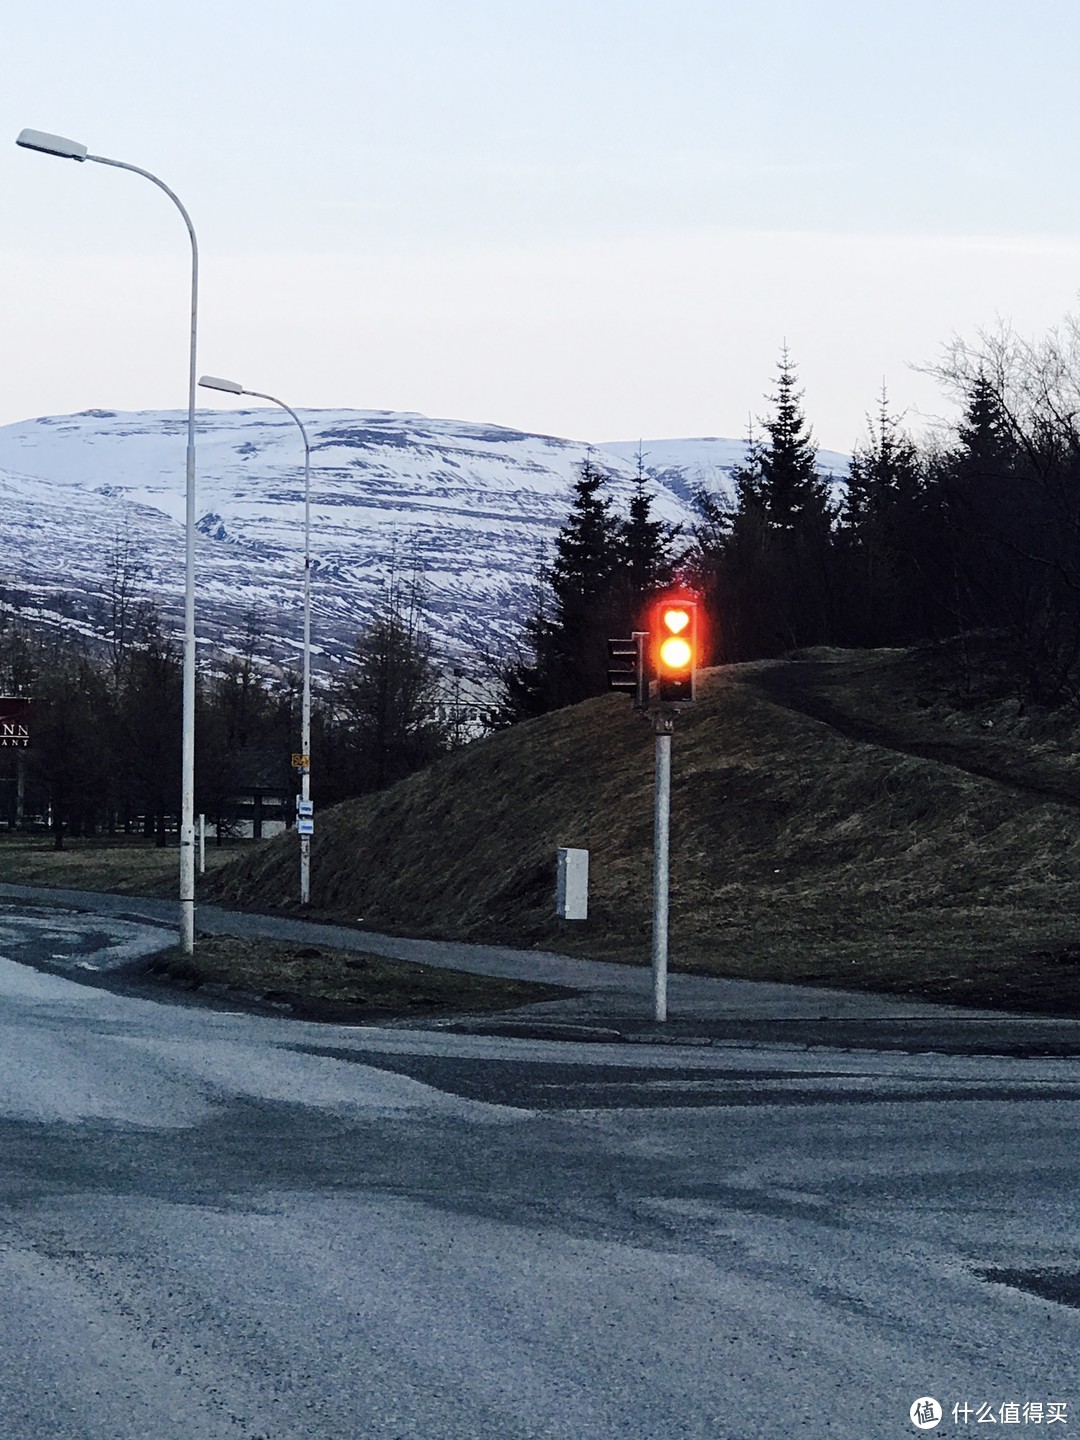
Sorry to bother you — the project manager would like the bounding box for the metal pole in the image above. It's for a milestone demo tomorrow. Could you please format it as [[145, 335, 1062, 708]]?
[[300, 434, 312, 905], [198, 812, 206, 875], [651, 710, 674, 1023], [239, 391, 311, 905], [85, 153, 199, 955], [15, 752, 24, 830]]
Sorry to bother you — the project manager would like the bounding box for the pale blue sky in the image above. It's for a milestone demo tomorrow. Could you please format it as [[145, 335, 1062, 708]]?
[[4, 0, 1080, 449]]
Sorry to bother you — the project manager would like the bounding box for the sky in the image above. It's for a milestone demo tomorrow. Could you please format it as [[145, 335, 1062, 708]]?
[[4, 0, 1080, 453]]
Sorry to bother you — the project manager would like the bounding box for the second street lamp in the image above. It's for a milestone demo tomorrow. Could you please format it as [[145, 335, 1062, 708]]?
[[199, 376, 314, 905], [17, 127, 201, 954]]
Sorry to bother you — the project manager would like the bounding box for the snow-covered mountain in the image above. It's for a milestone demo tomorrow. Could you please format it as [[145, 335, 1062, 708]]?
[[0, 407, 848, 672], [600, 437, 851, 506]]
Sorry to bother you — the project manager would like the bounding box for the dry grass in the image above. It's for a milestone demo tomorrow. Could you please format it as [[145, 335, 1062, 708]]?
[[0, 835, 238, 894], [0, 838, 568, 1017], [204, 640, 1080, 1016], [144, 935, 567, 1021], [9, 643, 1080, 1017]]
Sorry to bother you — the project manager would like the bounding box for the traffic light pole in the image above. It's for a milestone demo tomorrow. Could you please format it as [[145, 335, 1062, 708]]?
[[651, 709, 674, 1023], [610, 599, 698, 1022]]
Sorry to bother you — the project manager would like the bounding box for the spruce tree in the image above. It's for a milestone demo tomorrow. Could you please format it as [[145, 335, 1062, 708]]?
[[930, 368, 1028, 658], [713, 349, 836, 655], [843, 389, 921, 532], [757, 347, 831, 532], [501, 458, 626, 717], [955, 369, 1015, 479], [618, 448, 680, 627], [838, 388, 926, 643], [542, 456, 625, 707]]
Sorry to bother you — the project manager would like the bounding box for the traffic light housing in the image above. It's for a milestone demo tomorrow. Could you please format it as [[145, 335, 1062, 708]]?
[[607, 631, 648, 709], [653, 598, 698, 704]]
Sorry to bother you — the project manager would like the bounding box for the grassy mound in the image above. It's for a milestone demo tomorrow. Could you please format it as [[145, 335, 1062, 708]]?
[[205, 643, 1080, 1015]]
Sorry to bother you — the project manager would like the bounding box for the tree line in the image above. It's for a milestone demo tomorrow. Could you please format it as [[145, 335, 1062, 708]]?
[[0, 549, 450, 847], [504, 326, 1080, 719]]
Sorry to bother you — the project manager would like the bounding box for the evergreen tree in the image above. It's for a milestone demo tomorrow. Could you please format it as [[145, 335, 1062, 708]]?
[[502, 457, 625, 716], [549, 457, 624, 604], [932, 368, 1027, 643], [619, 448, 680, 626], [923, 327, 1080, 700], [498, 542, 552, 722], [843, 389, 922, 531], [701, 350, 836, 658], [955, 369, 1016, 479], [837, 388, 927, 644], [752, 348, 831, 533]]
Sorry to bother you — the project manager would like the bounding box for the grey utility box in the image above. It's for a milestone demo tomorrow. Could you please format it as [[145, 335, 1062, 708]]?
[[556, 847, 589, 921]]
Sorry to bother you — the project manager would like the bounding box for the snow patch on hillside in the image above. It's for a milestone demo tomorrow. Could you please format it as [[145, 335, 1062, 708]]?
[[0, 408, 848, 671]]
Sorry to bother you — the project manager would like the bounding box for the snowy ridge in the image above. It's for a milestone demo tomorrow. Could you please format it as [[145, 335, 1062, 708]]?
[[601, 437, 851, 507], [0, 408, 848, 670]]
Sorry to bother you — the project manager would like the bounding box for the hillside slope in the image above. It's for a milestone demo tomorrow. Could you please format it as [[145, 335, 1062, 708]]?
[[206, 643, 1080, 1015]]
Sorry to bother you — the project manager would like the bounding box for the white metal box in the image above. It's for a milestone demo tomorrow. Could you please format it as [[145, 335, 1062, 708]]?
[[556, 847, 589, 920]]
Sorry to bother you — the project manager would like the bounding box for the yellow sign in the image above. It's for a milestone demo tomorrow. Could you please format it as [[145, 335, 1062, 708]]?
[[291, 753, 310, 770]]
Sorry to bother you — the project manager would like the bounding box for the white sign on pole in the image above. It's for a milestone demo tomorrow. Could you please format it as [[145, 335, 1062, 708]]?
[[297, 818, 314, 836]]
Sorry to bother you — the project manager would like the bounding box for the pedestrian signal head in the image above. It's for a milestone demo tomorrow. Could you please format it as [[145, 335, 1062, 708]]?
[[653, 598, 698, 704], [607, 631, 648, 709]]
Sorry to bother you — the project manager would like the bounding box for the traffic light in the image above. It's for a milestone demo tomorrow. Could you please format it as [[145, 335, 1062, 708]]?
[[607, 631, 648, 708], [653, 598, 698, 704]]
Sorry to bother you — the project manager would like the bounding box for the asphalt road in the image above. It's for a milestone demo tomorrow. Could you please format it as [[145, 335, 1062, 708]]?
[[0, 897, 1078, 1439]]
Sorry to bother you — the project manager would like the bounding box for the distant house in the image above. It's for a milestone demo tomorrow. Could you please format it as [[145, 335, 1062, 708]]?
[[220, 747, 293, 840], [432, 670, 499, 742]]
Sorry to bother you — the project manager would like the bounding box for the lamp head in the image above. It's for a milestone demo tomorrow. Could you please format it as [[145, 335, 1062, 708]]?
[[198, 375, 244, 395], [16, 128, 88, 161]]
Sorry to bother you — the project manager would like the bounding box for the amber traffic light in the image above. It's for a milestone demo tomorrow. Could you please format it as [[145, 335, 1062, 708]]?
[[654, 598, 698, 703]]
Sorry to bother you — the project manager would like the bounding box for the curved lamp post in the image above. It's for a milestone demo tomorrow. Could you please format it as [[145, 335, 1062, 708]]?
[[200, 376, 313, 906], [17, 127, 201, 954]]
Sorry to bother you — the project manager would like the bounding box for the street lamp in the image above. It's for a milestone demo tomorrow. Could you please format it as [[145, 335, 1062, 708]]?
[[17, 127, 201, 954], [199, 376, 314, 906]]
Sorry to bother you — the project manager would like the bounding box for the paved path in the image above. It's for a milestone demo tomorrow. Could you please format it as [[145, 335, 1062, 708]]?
[[0, 880, 996, 1014], [4, 882, 1080, 1057]]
